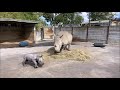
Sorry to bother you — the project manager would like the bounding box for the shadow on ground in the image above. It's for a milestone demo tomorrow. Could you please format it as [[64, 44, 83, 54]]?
[[35, 40, 54, 46]]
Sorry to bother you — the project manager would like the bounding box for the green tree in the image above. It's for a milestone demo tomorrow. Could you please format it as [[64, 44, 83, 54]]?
[[0, 12, 43, 20], [35, 19, 47, 30], [55, 13, 83, 25], [73, 15, 84, 24], [43, 13, 59, 25], [43, 12, 83, 25], [53, 13, 70, 25], [88, 12, 115, 21]]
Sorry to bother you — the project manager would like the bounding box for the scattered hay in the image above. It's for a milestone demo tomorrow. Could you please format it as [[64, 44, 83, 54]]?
[[41, 47, 91, 62]]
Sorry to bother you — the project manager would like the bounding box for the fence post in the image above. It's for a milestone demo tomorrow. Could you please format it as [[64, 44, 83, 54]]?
[[52, 26, 55, 39], [41, 28, 44, 41], [71, 27, 73, 36], [60, 26, 61, 31], [59, 25, 62, 31], [106, 26, 110, 44], [86, 26, 89, 42]]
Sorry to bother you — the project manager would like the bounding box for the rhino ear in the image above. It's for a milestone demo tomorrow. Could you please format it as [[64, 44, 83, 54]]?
[[60, 35, 63, 38]]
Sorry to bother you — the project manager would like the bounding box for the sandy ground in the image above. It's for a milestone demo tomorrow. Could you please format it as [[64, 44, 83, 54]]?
[[0, 42, 120, 78]]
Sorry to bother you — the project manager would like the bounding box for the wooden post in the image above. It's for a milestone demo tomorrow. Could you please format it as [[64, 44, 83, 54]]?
[[106, 26, 110, 44], [86, 26, 89, 42]]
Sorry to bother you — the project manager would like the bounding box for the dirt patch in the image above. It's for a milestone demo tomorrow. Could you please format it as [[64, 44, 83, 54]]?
[[41, 47, 91, 62], [0, 43, 120, 78]]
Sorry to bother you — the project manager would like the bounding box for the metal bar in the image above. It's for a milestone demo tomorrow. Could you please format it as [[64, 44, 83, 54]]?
[[71, 27, 73, 36], [86, 26, 89, 42], [106, 26, 110, 44]]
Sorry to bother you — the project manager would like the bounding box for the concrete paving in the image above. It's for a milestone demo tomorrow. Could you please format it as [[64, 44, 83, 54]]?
[[0, 42, 120, 78]]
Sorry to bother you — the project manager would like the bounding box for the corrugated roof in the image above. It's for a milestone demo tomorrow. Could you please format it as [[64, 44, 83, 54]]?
[[89, 20, 110, 23], [90, 21, 100, 23], [0, 18, 39, 24], [62, 24, 81, 27], [100, 20, 110, 23]]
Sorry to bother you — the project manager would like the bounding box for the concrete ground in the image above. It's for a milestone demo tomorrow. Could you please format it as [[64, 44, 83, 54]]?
[[0, 42, 120, 78]]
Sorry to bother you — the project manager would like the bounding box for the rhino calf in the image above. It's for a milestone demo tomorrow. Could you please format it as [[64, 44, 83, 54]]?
[[54, 31, 73, 53], [22, 54, 44, 68]]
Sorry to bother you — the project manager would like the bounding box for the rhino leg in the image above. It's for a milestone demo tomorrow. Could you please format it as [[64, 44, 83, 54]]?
[[66, 44, 71, 51], [63, 44, 67, 50], [32, 60, 39, 68], [36, 59, 44, 67], [22, 58, 27, 66], [63, 46, 66, 50], [60, 45, 64, 52]]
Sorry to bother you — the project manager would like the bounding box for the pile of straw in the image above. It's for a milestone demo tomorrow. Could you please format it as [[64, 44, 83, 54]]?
[[41, 47, 91, 61]]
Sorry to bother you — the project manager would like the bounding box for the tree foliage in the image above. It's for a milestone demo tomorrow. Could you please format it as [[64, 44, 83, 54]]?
[[43, 12, 84, 26], [0, 12, 43, 20], [35, 19, 47, 30], [88, 12, 115, 21], [74, 15, 84, 24], [42, 13, 56, 25]]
